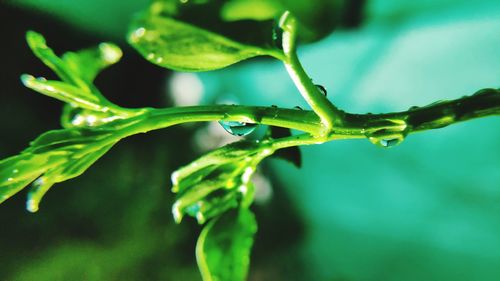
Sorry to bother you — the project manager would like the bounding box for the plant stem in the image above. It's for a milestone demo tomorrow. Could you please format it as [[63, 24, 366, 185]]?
[[115, 88, 499, 148], [279, 11, 344, 136]]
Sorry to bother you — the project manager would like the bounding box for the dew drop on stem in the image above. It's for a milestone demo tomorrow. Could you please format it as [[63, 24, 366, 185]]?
[[367, 133, 406, 148], [219, 121, 258, 136], [315, 84, 327, 96]]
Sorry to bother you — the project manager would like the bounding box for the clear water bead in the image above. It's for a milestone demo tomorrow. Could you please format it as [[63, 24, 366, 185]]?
[[316, 84, 327, 96], [218, 121, 258, 136]]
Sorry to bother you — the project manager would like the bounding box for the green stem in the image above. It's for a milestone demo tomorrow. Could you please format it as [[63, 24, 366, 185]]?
[[279, 11, 344, 136], [113, 88, 499, 149], [137, 105, 322, 134]]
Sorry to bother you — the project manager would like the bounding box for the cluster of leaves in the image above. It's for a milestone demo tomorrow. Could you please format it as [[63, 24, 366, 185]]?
[[127, 2, 316, 279], [1, 0, 305, 277], [0, 31, 145, 212], [2, 1, 498, 281]]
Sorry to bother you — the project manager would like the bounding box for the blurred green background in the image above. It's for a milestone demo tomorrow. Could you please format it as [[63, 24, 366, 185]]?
[[1, 0, 499, 280]]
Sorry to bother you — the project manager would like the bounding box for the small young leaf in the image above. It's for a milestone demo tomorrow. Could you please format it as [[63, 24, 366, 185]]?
[[62, 42, 122, 84], [20, 74, 103, 111], [24, 31, 127, 116], [171, 140, 273, 223], [196, 208, 257, 281], [26, 31, 122, 90], [26, 30, 89, 91]]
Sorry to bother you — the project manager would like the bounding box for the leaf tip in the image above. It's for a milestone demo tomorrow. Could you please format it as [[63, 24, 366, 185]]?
[[26, 198, 39, 213], [26, 30, 47, 49], [20, 74, 35, 86], [172, 201, 183, 224], [98, 43, 122, 64]]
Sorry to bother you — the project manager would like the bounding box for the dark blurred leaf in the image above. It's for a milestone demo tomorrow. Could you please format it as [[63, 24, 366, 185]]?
[[223, 0, 345, 41], [196, 207, 257, 281], [269, 126, 302, 168]]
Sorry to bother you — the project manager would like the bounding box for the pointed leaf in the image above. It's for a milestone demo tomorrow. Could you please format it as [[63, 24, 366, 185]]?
[[24, 31, 124, 114], [128, 1, 284, 71], [21, 74, 103, 111], [62, 42, 122, 84], [26, 144, 113, 212], [0, 125, 122, 211], [196, 208, 257, 281], [26, 30, 89, 91]]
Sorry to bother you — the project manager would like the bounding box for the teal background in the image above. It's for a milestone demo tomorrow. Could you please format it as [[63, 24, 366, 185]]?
[[1, 0, 500, 280]]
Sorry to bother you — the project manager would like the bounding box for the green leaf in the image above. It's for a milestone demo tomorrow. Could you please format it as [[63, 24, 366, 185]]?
[[24, 31, 127, 116], [62, 42, 122, 84], [26, 31, 121, 90], [128, 0, 284, 71], [221, 0, 348, 42], [0, 127, 120, 211], [196, 208, 257, 281], [221, 0, 284, 21], [26, 144, 113, 212], [26, 30, 89, 91], [20, 74, 103, 111], [171, 140, 273, 223], [0, 154, 60, 204]]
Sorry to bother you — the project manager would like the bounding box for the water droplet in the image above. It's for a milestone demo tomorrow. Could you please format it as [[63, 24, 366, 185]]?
[[472, 88, 495, 96], [367, 132, 406, 148], [316, 84, 327, 96], [26, 199, 38, 213], [294, 106, 303, 110], [147, 53, 155, 60], [409, 106, 419, 111], [218, 121, 258, 136], [379, 138, 402, 147], [134, 27, 146, 38], [186, 202, 201, 217], [365, 119, 409, 149]]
